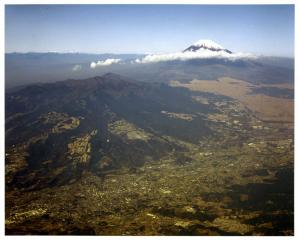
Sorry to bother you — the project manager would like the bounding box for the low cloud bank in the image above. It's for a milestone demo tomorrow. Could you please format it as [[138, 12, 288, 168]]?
[[90, 58, 121, 68], [135, 50, 256, 64]]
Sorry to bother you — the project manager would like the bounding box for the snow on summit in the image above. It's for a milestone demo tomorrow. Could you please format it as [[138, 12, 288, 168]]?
[[192, 39, 224, 50], [183, 39, 232, 54], [135, 39, 255, 63]]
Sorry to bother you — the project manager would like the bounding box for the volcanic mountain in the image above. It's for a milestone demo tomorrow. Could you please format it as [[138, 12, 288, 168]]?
[[183, 39, 232, 54]]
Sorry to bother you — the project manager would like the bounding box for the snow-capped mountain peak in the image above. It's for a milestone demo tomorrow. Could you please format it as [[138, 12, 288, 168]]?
[[134, 39, 255, 64], [193, 39, 224, 50], [183, 39, 232, 54]]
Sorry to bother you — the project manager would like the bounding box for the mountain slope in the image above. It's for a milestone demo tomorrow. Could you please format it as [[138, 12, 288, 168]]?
[[5, 73, 217, 190]]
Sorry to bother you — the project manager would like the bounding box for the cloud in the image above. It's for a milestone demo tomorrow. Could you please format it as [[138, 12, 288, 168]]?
[[135, 49, 256, 64], [90, 62, 97, 68], [72, 64, 82, 71], [90, 58, 121, 68]]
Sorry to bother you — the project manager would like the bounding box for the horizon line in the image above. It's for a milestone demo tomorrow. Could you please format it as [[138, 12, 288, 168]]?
[[4, 51, 294, 58]]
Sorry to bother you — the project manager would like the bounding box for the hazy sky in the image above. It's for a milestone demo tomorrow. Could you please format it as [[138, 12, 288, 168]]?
[[5, 5, 294, 57]]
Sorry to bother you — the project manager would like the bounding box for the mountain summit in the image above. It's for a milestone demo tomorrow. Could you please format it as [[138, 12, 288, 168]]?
[[183, 39, 232, 54]]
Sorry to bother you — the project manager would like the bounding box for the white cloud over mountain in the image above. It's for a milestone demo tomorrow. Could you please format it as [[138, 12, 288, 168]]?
[[135, 50, 256, 64], [88, 40, 256, 66], [90, 58, 121, 68], [135, 39, 256, 63]]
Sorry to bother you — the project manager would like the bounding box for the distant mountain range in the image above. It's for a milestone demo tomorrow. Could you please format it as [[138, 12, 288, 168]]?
[[5, 39, 294, 88]]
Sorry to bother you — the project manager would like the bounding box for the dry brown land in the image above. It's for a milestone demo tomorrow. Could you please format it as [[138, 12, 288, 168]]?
[[171, 77, 294, 124]]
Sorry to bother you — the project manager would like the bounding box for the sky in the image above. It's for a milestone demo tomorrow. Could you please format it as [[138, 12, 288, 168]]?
[[5, 4, 295, 57]]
